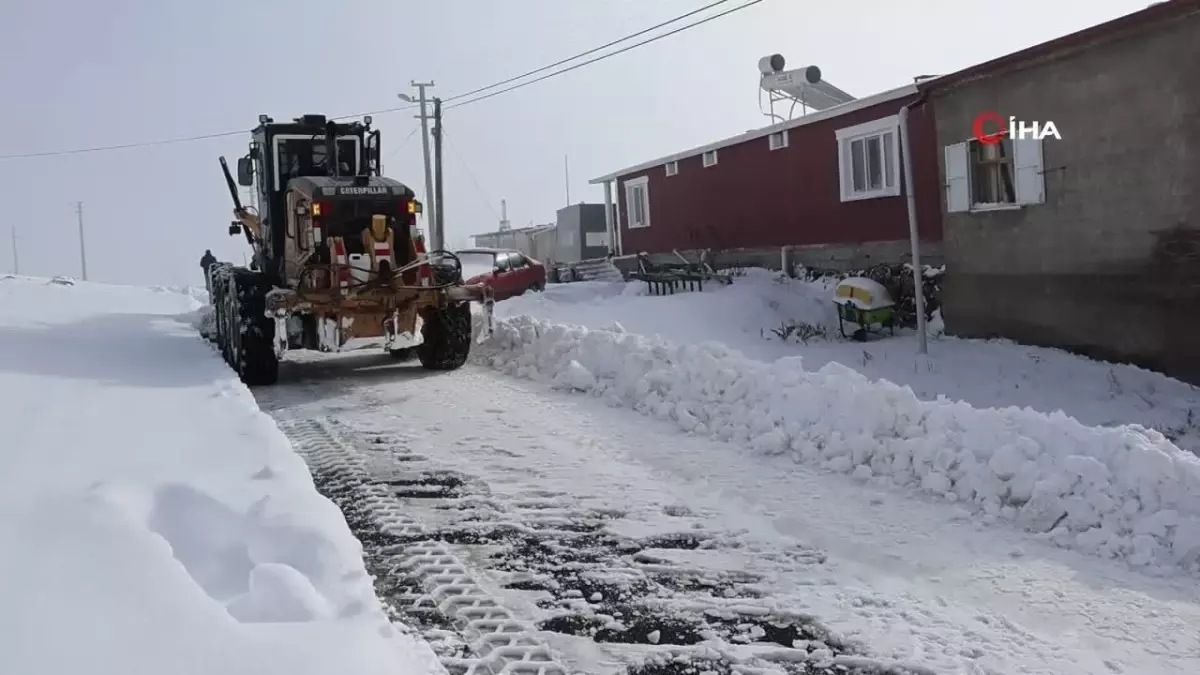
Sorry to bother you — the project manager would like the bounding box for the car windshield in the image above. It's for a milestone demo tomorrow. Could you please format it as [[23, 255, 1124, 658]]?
[[457, 252, 497, 280]]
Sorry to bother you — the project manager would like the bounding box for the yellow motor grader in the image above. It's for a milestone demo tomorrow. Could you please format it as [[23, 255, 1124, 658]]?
[[206, 113, 494, 386]]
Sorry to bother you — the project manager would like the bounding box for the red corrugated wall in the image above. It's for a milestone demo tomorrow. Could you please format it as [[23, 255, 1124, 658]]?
[[615, 94, 943, 254]]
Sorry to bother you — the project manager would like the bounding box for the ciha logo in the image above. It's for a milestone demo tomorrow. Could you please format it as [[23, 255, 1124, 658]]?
[[972, 110, 1062, 145]]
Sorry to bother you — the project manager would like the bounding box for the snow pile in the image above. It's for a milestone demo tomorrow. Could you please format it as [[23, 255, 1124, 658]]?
[[508, 271, 1200, 455], [0, 276, 443, 675], [476, 315, 1200, 573]]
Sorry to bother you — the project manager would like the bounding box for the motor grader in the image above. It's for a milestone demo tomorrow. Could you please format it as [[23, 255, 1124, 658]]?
[[206, 113, 494, 386]]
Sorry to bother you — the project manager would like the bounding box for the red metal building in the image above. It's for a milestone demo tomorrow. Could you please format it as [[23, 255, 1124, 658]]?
[[589, 84, 943, 257]]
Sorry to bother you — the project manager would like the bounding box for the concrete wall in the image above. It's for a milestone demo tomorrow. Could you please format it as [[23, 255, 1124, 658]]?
[[931, 12, 1200, 382]]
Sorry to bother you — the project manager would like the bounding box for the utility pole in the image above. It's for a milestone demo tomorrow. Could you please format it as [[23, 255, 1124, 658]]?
[[10, 226, 18, 275], [432, 97, 445, 252], [499, 199, 510, 231], [402, 81, 437, 250], [75, 201, 88, 281], [564, 155, 571, 205]]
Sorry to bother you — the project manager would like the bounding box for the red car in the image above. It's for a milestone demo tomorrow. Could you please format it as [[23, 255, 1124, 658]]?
[[456, 248, 546, 301]]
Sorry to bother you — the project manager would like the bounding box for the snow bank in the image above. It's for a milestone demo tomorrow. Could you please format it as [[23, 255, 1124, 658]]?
[[0, 276, 443, 675], [476, 316, 1200, 573]]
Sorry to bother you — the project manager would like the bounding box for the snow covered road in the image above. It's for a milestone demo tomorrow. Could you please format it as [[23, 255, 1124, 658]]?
[[6, 273, 1199, 675], [0, 276, 443, 675], [258, 353, 1200, 675]]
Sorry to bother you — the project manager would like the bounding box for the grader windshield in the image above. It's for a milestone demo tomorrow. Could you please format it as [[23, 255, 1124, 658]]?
[[274, 136, 360, 191]]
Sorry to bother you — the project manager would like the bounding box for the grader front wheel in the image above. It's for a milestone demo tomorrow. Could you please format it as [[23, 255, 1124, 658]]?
[[416, 302, 472, 371]]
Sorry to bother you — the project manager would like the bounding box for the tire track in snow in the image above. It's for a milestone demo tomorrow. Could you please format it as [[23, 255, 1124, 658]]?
[[275, 414, 912, 675]]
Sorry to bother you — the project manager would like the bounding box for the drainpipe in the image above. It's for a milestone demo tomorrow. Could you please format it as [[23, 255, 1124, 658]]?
[[899, 94, 929, 355]]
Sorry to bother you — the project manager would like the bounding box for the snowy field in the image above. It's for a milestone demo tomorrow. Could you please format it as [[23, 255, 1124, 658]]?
[[0, 275, 442, 675], [5, 271, 1200, 675]]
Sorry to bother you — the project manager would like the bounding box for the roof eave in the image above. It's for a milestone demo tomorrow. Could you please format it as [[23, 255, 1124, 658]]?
[[588, 83, 919, 185]]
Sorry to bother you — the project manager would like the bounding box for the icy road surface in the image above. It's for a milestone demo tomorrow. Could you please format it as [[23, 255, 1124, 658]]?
[[258, 352, 1200, 675]]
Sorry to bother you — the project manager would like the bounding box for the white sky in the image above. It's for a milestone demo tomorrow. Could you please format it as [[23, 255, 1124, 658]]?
[[0, 0, 1154, 286]]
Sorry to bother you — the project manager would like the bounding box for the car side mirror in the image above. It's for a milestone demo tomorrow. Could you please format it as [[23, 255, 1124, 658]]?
[[236, 156, 254, 186]]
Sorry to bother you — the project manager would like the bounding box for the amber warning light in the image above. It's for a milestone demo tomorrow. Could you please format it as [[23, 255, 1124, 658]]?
[[972, 110, 1062, 146]]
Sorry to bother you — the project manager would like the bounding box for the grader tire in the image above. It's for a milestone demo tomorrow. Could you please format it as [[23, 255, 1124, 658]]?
[[416, 302, 472, 371], [229, 268, 279, 386]]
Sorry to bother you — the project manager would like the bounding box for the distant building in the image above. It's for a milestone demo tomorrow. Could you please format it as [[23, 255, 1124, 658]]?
[[556, 203, 612, 263], [470, 224, 557, 264]]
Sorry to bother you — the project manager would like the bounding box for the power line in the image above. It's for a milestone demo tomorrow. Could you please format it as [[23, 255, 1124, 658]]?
[[384, 126, 422, 162], [441, 131, 501, 222], [0, 0, 764, 159], [442, 0, 736, 104], [0, 105, 417, 160], [444, 0, 766, 111]]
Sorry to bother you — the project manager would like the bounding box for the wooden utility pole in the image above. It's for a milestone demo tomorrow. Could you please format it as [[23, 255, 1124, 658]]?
[[75, 201, 88, 281], [432, 97, 444, 251], [564, 154, 571, 205]]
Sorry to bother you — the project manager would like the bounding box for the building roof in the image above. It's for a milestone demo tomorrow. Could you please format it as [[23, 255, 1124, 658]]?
[[918, 0, 1200, 95], [588, 83, 918, 184], [471, 224, 555, 239]]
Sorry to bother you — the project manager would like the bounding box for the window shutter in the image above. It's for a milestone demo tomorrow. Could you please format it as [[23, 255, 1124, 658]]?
[[1013, 138, 1045, 205], [944, 142, 970, 213]]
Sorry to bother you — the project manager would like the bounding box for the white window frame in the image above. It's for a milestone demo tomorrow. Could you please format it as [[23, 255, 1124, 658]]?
[[769, 130, 789, 151], [665, 160, 679, 177], [835, 116, 902, 202], [702, 149, 718, 168], [624, 176, 651, 230], [944, 136, 1045, 214]]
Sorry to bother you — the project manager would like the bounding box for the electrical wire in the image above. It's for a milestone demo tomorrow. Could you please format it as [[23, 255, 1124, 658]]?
[[440, 131, 502, 222], [442, 0, 736, 104], [384, 126, 421, 161], [0, 105, 417, 161], [444, 0, 766, 111], [0, 0, 764, 159]]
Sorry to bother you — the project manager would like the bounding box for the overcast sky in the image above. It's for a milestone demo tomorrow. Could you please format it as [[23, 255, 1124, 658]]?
[[0, 0, 1153, 286]]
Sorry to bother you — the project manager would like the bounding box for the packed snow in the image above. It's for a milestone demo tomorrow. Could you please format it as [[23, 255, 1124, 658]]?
[[0, 275, 443, 675], [475, 272, 1200, 574]]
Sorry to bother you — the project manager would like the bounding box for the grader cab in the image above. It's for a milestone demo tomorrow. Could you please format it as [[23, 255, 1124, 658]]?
[[206, 113, 494, 386]]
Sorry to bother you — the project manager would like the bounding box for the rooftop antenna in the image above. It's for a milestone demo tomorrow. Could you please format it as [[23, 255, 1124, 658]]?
[[758, 54, 856, 123]]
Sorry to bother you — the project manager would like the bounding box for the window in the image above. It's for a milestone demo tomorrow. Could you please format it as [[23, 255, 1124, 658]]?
[[835, 116, 901, 202], [624, 176, 650, 229], [273, 135, 360, 190], [944, 136, 1045, 213], [508, 252, 528, 268], [494, 253, 511, 271], [665, 161, 679, 177], [702, 150, 718, 168], [769, 130, 788, 151]]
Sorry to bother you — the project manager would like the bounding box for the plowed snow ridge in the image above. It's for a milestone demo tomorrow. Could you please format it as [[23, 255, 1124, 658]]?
[[473, 315, 1200, 574]]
